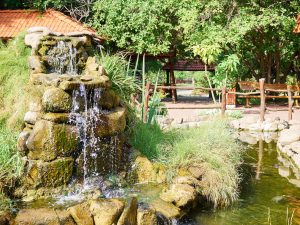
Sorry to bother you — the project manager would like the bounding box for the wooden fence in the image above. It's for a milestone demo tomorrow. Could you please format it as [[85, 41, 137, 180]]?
[[143, 78, 299, 123]]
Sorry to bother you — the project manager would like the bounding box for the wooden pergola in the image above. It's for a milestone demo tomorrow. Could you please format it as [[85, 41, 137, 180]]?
[[162, 59, 215, 101]]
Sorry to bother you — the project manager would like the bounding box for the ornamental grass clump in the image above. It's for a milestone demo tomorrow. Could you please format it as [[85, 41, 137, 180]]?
[[130, 119, 242, 207]]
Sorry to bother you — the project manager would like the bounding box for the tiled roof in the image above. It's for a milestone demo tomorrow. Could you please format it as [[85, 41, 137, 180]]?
[[163, 60, 215, 71], [294, 14, 300, 33], [0, 9, 102, 40]]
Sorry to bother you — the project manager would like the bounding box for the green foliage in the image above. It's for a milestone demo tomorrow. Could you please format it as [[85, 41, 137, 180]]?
[[97, 53, 140, 102], [0, 33, 31, 131], [286, 74, 298, 85], [0, 126, 24, 192], [130, 119, 242, 206]]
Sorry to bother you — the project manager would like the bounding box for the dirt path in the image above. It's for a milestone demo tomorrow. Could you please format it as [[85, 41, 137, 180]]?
[[162, 90, 300, 123]]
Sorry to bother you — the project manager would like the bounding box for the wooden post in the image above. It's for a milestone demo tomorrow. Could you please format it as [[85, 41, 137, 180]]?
[[221, 86, 226, 117], [287, 85, 293, 122], [259, 78, 265, 122], [143, 81, 151, 123], [170, 68, 177, 103]]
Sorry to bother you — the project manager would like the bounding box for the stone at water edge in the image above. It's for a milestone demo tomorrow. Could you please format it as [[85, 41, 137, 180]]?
[[15, 208, 76, 225], [137, 207, 157, 225], [42, 87, 72, 113], [26, 120, 79, 161], [89, 198, 125, 225], [278, 129, 300, 146], [160, 183, 198, 208], [117, 197, 138, 225], [68, 201, 94, 225], [150, 198, 181, 219]]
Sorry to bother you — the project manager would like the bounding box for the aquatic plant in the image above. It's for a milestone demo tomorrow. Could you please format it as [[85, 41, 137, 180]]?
[[130, 119, 242, 207]]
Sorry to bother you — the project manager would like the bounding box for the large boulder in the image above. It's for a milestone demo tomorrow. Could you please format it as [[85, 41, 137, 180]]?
[[27, 120, 79, 161], [42, 87, 72, 112], [160, 184, 198, 208], [89, 199, 125, 225], [15, 208, 75, 225], [24, 111, 41, 125], [95, 107, 126, 137], [24, 157, 74, 188], [68, 202, 94, 225]]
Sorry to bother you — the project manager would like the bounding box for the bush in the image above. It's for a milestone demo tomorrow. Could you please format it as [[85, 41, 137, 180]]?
[[97, 53, 140, 102], [129, 119, 242, 207]]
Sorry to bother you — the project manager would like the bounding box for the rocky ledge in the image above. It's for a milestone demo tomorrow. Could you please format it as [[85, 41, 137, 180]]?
[[230, 116, 288, 132], [277, 123, 300, 170]]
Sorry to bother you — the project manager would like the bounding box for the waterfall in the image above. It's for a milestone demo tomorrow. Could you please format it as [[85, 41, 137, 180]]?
[[69, 84, 103, 187], [47, 41, 78, 75]]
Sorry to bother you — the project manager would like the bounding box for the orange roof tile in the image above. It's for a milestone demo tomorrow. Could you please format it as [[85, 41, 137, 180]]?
[[294, 14, 300, 33], [0, 9, 103, 40]]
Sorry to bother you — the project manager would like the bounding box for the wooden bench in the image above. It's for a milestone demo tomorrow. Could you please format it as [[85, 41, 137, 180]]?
[[237, 81, 300, 108]]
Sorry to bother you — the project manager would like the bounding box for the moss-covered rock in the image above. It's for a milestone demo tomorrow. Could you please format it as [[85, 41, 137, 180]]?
[[132, 155, 166, 184], [27, 120, 79, 161], [42, 113, 70, 123], [24, 157, 74, 188], [59, 76, 111, 91], [42, 87, 72, 112], [98, 89, 120, 110], [95, 107, 126, 137]]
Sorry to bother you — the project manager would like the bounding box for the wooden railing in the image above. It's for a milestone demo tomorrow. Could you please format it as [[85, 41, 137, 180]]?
[[143, 78, 299, 123]]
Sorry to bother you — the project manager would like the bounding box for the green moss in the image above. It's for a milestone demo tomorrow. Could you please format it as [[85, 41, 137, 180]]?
[[38, 45, 49, 56]]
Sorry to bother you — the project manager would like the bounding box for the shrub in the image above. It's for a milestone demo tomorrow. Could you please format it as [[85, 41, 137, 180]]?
[[97, 53, 140, 102]]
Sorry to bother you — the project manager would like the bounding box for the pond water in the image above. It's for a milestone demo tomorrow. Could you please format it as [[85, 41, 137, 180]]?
[[180, 140, 300, 225]]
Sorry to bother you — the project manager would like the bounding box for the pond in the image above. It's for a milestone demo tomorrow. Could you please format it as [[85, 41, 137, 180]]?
[[180, 139, 300, 225]]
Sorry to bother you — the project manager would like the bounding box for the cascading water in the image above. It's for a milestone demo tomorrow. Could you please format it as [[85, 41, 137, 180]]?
[[47, 40, 78, 75], [69, 84, 103, 188]]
